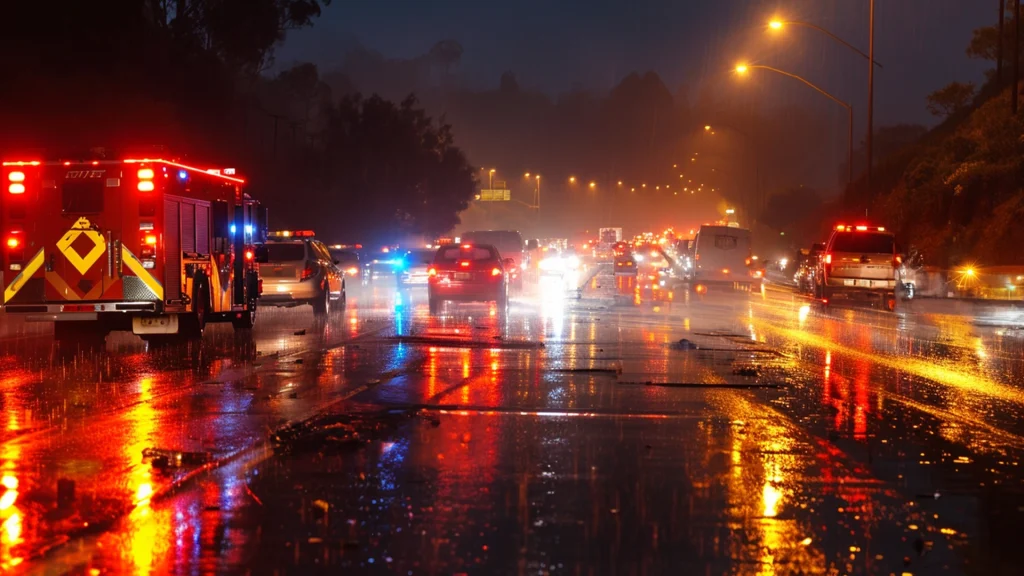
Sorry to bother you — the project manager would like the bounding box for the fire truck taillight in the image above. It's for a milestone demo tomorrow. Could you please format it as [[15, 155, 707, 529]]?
[[245, 250, 254, 261], [5, 237, 18, 249], [7, 170, 25, 194], [137, 167, 155, 192]]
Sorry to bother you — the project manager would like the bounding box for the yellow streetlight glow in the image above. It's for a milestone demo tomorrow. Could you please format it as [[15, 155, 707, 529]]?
[[489, 168, 496, 174], [569, 176, 576, 183], [617, 180, 623, 186], [735, 64, 749, 74], [524, 172, 530, 178], [769, 20, 784, 30], [704, 125, 711, 131], [588, 181, 596, 189], [536, 174, 541, 181]]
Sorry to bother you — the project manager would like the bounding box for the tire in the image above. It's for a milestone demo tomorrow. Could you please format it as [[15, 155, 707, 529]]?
[[232, 303, 257, 331], [181, 281, 209, 340], [312, 283, 330, 317], [336, 282, 346, 313]]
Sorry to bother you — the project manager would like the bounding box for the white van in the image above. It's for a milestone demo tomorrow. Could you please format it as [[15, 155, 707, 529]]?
[[692, 225, 753, 290]]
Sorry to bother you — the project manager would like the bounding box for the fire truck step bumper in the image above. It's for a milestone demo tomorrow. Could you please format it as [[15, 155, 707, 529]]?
[[26, 312, 99, 323], [6, 301, 159, 319]]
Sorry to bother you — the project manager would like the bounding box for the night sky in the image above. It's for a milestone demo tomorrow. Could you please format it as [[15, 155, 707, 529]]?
[[277, 0, 993, 129]]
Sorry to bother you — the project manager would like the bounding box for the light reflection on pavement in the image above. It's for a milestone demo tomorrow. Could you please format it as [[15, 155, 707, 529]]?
[[5, 270, 1024, 574]]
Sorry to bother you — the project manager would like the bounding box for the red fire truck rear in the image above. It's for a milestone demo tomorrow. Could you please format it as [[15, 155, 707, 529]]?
[[1, 154, 264, 343]]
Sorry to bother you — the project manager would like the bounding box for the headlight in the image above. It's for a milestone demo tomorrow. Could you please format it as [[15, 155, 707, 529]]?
[[634, 254, 644, 262], [539, 257, 563, 271], [566, 255, 580, 268]]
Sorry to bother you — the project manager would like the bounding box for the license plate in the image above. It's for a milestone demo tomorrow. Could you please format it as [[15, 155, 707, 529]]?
[[454, 272, 472, 280]]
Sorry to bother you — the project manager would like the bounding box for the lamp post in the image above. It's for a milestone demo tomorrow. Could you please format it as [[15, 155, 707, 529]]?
[[735, 64, 854, 186], [767, 14, 880, 186]]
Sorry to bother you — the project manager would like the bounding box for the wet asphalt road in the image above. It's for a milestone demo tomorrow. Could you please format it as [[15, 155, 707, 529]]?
[[4, 265, 1024, 574]]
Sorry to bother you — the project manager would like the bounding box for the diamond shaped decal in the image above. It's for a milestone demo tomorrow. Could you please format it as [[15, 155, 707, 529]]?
[[56, 217, 106, 275]]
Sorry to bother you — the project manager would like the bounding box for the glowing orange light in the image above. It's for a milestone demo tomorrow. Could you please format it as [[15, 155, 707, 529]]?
[[7, 171, 24, 182], [144, 235, 157, 246], [245, 250, 254, 260], [6, 237, 19, 249], [8, 183, 25, 194], [137, 181, 155, 192], [137, 168, 155, 180], [491, 267, 502, 276]]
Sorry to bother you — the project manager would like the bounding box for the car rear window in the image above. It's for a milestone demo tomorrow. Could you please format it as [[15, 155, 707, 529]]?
[[436, 246, 497, 262], [257, 243, 306, 262], [406, 250, 435, 265], [461, 231, 523, 255], [331, 250, 359, 265], [831, 233, 895, 254]]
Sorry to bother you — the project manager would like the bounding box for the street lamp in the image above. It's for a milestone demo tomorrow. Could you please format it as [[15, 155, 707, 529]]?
[[735, 63, 854, 185], [488, 168, 496, 189], [767, 18, 882, 68], [569, 176, 577, 184], [588, 181, 596, 189], [767, 14, 882, 187]]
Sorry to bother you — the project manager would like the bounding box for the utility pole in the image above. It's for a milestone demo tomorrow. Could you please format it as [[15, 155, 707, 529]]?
[[999, 0, 1006, 84], [866, 0, 875, 189], [1014, 0, 1021, 115]]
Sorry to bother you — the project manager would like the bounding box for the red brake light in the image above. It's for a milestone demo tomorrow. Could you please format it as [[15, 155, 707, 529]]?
[[824, 253, 832, 265], [6, 237, 18, 249], [300, 265, 315, 281], [8, 183, 25, 194], [245, 250, 254, 261], [855, 225, 868, 231], [137, 168, 155, 180], [144, 235, 157, 246], [7, 171, 25, 183], [491, 267, 501, 276], [428, 267, 437, 276], [137, 181, 155, 192], [460, 261, 471, 267]]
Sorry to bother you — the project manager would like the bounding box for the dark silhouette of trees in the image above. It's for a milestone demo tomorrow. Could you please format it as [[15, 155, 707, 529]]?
[[926, 82, 977, 118]]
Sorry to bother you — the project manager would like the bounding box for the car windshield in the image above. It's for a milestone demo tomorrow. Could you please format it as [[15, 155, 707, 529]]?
[[831, 233, 895, 254], [436, 246, 497, 262], [257, 243, 305, 262]]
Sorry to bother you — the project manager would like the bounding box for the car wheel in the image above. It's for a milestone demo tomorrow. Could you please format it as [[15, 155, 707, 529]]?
[[313, 284, 330, 317]]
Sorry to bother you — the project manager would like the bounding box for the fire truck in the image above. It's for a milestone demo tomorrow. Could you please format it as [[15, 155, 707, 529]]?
[[1, 152, 265, 343]]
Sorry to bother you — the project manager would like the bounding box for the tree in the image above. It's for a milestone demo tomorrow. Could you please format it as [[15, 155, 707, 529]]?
[[299, 94, 477, 243], [926, 82, 976, 118]]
